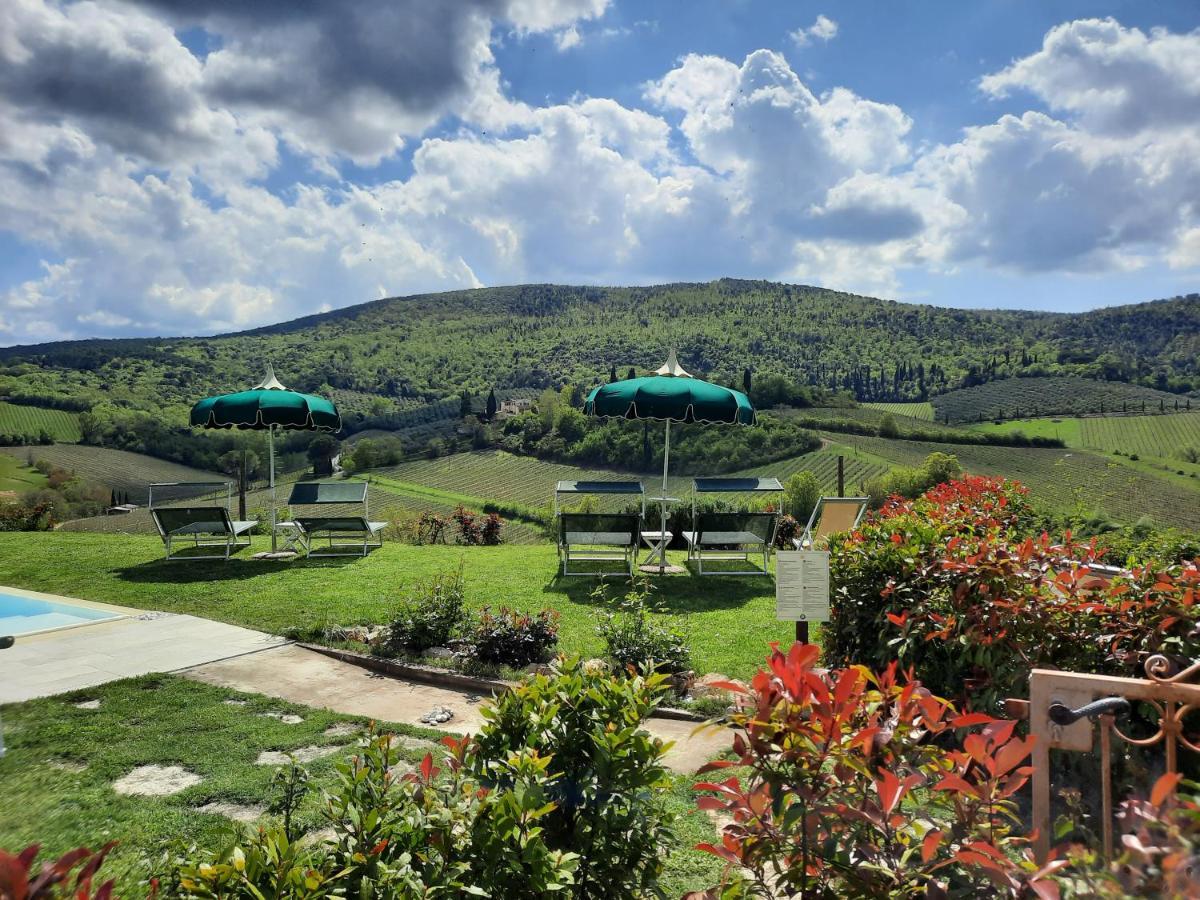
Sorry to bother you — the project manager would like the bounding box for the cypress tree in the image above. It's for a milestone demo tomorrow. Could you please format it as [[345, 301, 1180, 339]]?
[[486, 388, 498, 421]]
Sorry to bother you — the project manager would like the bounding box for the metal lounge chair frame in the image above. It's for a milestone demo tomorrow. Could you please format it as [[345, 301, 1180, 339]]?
[[684, 477, 783, 576], [683, 511, 778, 575], [151, 506, 256, 561], [557, 512, 640, 577], [793, 496, 869, 549], [285, 481, 386, 557]]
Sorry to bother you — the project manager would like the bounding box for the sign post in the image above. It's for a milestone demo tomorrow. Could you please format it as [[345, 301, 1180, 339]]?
[[776, 550, 830, 645]]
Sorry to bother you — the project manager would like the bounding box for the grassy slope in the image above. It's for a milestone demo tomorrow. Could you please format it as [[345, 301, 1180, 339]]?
[[832, 432, 1200, 528], [0, 534, 791, 681], [0, 402, 82, 442], [0, 454, 48, 493], [0, 675, 722, 898], [0, 444, 218, 503]]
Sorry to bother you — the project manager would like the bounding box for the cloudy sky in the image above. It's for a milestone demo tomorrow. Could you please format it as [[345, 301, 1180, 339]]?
[[1, 0, 1198, 345]]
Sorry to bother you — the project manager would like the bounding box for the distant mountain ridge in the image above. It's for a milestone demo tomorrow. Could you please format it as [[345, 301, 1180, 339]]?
[[1, 281, 1197, 421]]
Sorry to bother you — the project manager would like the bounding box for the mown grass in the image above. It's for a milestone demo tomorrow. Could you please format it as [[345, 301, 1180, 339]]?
[[0, 675, 724, 898], [0, 454, 47, 493], [0, 533, 794, 681]]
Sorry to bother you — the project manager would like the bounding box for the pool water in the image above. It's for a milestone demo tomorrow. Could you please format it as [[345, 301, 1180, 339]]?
[[0, 591, 122, 636]]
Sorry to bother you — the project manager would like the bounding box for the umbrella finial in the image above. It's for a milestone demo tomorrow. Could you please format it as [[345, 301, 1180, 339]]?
[[655, 349, 691, 378], [254, 364, 288, 391]]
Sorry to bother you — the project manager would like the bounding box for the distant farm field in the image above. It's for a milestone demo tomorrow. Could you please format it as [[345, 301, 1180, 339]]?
[[0, 444, 218, 503], [0, 402, 82, 442], [863, 401, 935, 421], [831, 433, 1200, 529], [932, 376, 1182, 424]]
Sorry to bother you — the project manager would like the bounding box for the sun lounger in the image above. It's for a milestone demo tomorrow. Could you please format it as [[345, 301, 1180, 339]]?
[[293, 516, 386, 557], [284, 481, 385, 557], [151, 506, 257, 561], [683, 511, 777, 575], [793, 497, 869, 550], [557, 513, 640, 577]]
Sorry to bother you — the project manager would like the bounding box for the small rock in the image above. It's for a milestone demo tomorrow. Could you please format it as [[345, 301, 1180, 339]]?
[[197, 801, 266, 823], [464, 694, 483, 704], [113, 765, 203, 796], [418, 706, 454, 725], [255, 746, 344, 765], [427, 646, 455, 659], [74, 699, 101, 710], [261, 712, 305, 725]]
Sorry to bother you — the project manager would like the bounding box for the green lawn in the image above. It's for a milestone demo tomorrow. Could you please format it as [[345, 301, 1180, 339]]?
[[0, 675, 723, 898], [0, 453, 47, 493], [0, 533, 793, 680]]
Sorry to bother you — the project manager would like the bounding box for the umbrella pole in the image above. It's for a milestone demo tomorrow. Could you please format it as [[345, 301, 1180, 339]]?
[[659, 419, 669, 573], [269, 424, 277, 552]]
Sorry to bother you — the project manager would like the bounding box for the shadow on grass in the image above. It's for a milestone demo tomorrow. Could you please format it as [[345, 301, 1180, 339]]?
[[542, 563, 772, 614], [114, 553, 361, 584]]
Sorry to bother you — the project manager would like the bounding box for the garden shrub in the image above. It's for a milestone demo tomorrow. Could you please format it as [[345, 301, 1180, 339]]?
[[595, 581, 691, 675], [467, 606, 559, 667], [468, 657, 676, 899], [692, 642, 1056, 898], [825, 475, 1200, 714], [172, 660, 673, 899], [782, 470, 820, 523], [382, 565, 466, 654], [772, 513, 799, 549], [0, 843, 120, 899]]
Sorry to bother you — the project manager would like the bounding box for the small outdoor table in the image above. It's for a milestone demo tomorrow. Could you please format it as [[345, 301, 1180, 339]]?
[[641, 495, 682, 570]]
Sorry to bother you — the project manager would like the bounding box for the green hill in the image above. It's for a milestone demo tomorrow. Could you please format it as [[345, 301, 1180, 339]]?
[[2, 283, 1198, 426], [0, 444, 219, 504]]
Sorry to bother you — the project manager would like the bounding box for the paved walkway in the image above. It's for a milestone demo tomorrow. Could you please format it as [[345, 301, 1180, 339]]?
[[1, 613, 287, 703], [185, 644, 730, 774]]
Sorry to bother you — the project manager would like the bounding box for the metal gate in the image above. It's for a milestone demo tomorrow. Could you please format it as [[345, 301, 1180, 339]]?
[[1026, 654, 1200, 862]]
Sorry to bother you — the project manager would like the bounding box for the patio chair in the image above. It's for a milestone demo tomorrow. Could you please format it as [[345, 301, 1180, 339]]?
[[683, 511, 777, 575], [151, 506, 257, 561], [557, 512, 640, 577], [793, 497, 869, 550], [283, 481, 385, 557], [293, 516, 387, 557]]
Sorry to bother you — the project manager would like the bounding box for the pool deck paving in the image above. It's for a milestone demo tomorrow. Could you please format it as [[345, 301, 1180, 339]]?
[[183, 644, 731, 774], [0, 612, 288, 704]]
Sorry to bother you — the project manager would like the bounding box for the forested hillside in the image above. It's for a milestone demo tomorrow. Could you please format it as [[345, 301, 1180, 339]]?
[[2, 282, 1198, 426]]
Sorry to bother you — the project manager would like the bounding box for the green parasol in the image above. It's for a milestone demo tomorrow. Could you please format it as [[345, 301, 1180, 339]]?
[[584, 351, 756, 572], [190, 365, 341, 552]]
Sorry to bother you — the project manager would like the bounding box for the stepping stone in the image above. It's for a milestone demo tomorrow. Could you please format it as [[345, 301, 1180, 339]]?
[[323, 722, 362, 737], [261, 712, 304, 725], [113, 765, 203, 796], [74, 699, 101, 710], [255, 745, 344, 766], [198, 801, 266, 823], [300, 826, 336, 848], [394, 734, 439, 751], [223, 699, 248, 707]]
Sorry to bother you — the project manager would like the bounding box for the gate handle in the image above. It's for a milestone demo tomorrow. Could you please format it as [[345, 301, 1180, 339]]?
[[1048, 697, 1131, 726]]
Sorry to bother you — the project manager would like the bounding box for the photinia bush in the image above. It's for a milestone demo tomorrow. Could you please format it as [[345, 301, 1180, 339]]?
[[0, 843, 121, 900], [825, 475, 1200, 712], [689, 642, 1066, 899]]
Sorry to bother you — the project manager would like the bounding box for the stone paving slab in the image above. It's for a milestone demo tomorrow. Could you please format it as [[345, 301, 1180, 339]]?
[[184, 645, 730, 774], [1, 614, 288, 703]]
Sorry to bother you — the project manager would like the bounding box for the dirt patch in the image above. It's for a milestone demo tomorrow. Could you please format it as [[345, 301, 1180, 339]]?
[[197, 801, 266, 823], [113, 764, 203, 796]]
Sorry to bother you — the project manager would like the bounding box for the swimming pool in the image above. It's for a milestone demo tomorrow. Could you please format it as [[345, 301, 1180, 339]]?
[[0, 589, 124, 636]]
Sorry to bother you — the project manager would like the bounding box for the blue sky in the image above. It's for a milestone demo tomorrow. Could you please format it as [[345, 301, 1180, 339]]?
[[0, 0, 1198, 344]]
